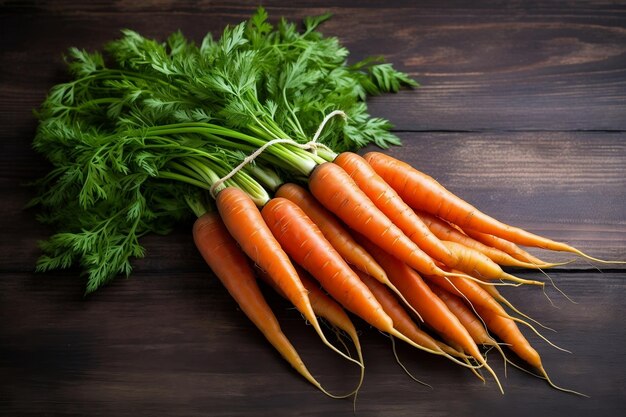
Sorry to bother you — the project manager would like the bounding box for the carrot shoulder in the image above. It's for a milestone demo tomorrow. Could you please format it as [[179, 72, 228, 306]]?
[[334, 151, 457, 266], [275, 182, 388, 284], [261, 196, 393, 331], [308, 162, 454, 279]]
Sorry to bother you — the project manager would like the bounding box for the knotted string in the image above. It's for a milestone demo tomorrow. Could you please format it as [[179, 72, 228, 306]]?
[[209, 110, 347, 198]]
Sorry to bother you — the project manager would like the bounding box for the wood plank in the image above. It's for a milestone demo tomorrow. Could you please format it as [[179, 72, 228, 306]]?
[[1, 2, 625, 136], [1, 270, 624, 416], [2, 0, 625, 14], [4, 132, 624, 274]]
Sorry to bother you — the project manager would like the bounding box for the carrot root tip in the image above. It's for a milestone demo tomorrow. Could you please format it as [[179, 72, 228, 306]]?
[[539, 366, 590, 398], [390, 336, 433, 389]]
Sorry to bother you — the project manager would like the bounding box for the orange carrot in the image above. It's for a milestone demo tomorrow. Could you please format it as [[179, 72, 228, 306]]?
[[360, 239, 479, 358], [260, 196, 445, 357], [334, 152, 457, 266], [275, 182, 388, 284], [355, 268, 466, 358], [192, 211, 329, 395], [441, 241, 544, 286], [357, 269, 475, 386], [476, 303, 539, 365], [463, 229, 553, 265], [262, 197, 392, 330], [308, 162, 464, 279], [276, 182, 420, 320], [357, 237, 501, 390], [429, 283, 504, 353], [364, 151, 617, 264], [417, 211, 562, 269], [429, 283, 511, 375], [356, 269, 444, 354], [215, 187, 357, 366], [298, 270, 362, 356]]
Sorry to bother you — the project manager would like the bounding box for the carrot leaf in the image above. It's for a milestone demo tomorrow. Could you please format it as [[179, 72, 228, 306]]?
[[31, 8, 417, 292]]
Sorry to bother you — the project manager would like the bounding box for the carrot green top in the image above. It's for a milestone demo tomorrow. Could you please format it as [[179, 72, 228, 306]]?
[[30, 7, 417, 293]]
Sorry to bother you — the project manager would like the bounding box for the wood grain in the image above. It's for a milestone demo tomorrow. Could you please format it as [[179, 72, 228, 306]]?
[[1, 1, 625, 416], [1, 270, 624, 416], [1, 1, 625, 138]]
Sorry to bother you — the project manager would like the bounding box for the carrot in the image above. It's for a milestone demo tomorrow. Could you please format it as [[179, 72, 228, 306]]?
[[429, 283, 507, 358], [358, 237, 502, 391], [299, 271, 363, 361], [308, 162, 465, 280], [429, 283, 513, 382], [192, 211, 334, 396], [334, 152, 457, 266], [275, 182, 420, 320], [417, 211, 564, 269], [259, 266, 364, 361], [430, 284, 492, 346], [364, 151, 620, 264], [423, 228, 571, 301], [275, 183, 388, 284], [476, 303, 540, 365], [441, 241, 544, 286], [215, 187, 358, 367], [355, 269, 471, 363], [356, 269, 445, 354], [260, 196, 447, 357], [356, 269, 459, 386], [360, 239, 478, 357], [431, 281, 578, 393], [261, 197, 391, 330], [463, 229, 556, 265]]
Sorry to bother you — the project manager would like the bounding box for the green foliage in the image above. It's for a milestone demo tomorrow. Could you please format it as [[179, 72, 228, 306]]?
[[32, 7, 418, 293]]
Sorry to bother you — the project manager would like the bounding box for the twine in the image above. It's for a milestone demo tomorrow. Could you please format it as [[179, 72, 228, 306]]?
[[209, 110, 347, 198]]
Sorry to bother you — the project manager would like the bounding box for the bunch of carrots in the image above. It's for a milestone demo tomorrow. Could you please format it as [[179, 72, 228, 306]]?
[[31, 8, 619, 399], [194, 150, 604, 398]]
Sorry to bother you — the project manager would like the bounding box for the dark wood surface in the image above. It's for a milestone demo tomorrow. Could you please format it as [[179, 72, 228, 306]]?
[[1, 1, 625, 416]]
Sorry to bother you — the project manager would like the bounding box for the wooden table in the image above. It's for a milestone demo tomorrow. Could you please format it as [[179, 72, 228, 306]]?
[[1, 1, 625, 416]]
